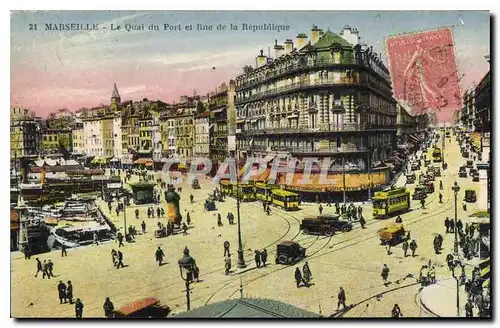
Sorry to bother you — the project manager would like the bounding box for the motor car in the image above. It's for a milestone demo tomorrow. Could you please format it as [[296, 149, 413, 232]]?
[[466, 160, 474, 169], [472, 172, 480, 182], [464, 189, 477, 203], [406, 172, 416, 184], [412, 185, 428, 200], [411, 162, 420, 171], [300, 215, 352, 236], [275, 241, 306, 265], [459, 166, 468, 178], [378, 223, 406, 245], [476, 162, 489, 171], [469, 168, 478, 177], [192, 178, 201, 189], [424, 182, 435, 193], [462, 151, 469, 158]]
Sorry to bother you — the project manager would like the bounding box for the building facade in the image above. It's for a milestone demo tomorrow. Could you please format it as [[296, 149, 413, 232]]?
[[474, 71, 491, 133], [461, 87, 476, 131], [72, 122, 85, 155], [41, 129, 72, 154], [194, 111, 211, 158], [10, 108, 41, 160], [209, 83, 230, 165], [234, 26, 397, 182], [396, 103, 417, 143]]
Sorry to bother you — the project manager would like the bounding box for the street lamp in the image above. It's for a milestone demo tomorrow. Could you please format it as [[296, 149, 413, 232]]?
[[234, 141, 247, 269], [451, 259, 463, 317], [451, 181, 460, 254], [331, 102, 346, 205], [178, 246, 196, 311]]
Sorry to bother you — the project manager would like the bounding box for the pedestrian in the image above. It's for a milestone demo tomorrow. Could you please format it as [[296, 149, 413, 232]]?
[[319, 204, 323, 215], [190, 194, 194, 203], [103, 297, 115, 318], [402, 240, 409, 257], [135, 208, 140, 220], [294, 267, 303, 288], [57, 280, 67, 304], [157, 207, 161, 218], [303, 264, 311, 286], [115, 207, 120, 217], [465, 300, 474, 318], [182, 222, 188, 235], [187, 212, 191, 225], [141, 221, 146, 234], [117, 232, 124, 247], [147, 208, 151, 219], [152, 207, 155, 218], [445, 217, 450, 233], [35, 258, 43, 277], [406, 231, 411, 241], [266, 205, 271, 216], [457, 219, 463, 233], [23, 244, 31, 260], [223, 241, 230, 257], [61, 244, 67, 257], [410, 240, 418, 257], [420, 198, 425, 209], [439, 180, 443, 190], [254, 250, 261, 268], [465, 223, 470, 237], [337, 287, 347, 310], [358, 205, 362, 217], [66, 281, 73, 304], [439, 192, 443, 203], [463, 202, 467, 211], [263, 201, 266, 212], [47, 259, 54, 278], [381, 264, 390, 285], [224, 254, 232, 275], [217, 213, 223, 227], [449, 220, 455, 233], [391, 304, 403, 318], [111, 249, 117, 267], [161, 208, 165, 218], [359, 215, 366, 229], [303, 262, 312, 280], [261, 249, 268, 267], [395, 215, 402, 224], [193, 265, 200, 282], [93, 232, 99, 246], [75, 298, 84, 319], [155, 246, 165, 266], [386, 243, 392, 255], [116, 251, 125, 269]]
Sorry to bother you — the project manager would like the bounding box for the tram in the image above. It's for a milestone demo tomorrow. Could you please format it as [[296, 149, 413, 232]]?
[[219, 180, 255, 201], [372, 187, 411, 219], [254, 182, 274, 203], [432, 147, 442, 162], [271, 189, 300, 211]]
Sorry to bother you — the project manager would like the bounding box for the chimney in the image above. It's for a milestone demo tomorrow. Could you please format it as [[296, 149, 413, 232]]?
[[296, 33, 308, 49], [351, 28, 360, 45], [273, 40, 285, 58], [256, 49, 267, 68], [311, 25, 322, 44], [340, 25, 353, 45], [284, 39, 294, 54]]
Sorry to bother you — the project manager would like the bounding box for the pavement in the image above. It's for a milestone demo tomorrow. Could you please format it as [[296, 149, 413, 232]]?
[[418, 278, 468, 317], [11, 135, 488, 318]]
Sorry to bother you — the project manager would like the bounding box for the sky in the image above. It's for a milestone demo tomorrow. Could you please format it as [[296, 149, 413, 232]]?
[[11, 10, 490, 118]]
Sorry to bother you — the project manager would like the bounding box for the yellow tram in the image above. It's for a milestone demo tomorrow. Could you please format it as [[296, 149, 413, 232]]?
[[219, 180, 255, 202], [372, 187, 410, 219], [271, 189, 300, 211], [432, 147, 442, 162], [238, 184, 256, 201], [254, 182, 274, 203], [219, 179, 235, 197]]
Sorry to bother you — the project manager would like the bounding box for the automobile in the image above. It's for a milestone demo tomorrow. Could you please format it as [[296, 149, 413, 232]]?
[[406, 172, 416, 184], [462, 151, 469, 158], [300, 215, 352, 236], [419, 174, 428, 184], [426, 171, 435, 181], [411, 162, 421, 171], [412, 185, 428, 200], [472, 172, 480, 182], [429, 166, 441, 177], [204, 197, 216, 211], [469, 168, 478, 177], [424, 159, 431, 166], [466, 160, 474, 169], [464, 189, 477, 203], [476, 162, 490, 171], [275, 241, 306, 265], [424, 182, 435, 193], [114, 297, 170, 318], [378, 223, 406, 245]]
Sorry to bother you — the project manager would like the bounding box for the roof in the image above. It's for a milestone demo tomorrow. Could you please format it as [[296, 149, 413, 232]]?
[[111, 83, 120, 99], [116, 297, 160, 316], [174, 298, 320, 318], [313, 30, 352, 49]]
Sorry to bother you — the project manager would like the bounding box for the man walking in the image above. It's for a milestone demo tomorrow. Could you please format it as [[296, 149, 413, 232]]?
[[156, 207, 161, 218], [117, 232, 124, 247], [254, 250, 261, 268], [303, 262, 312, 280], [337, 287, 347, 310], [66, 281, 73, 304], [182, 222, 188, 235], [410, 240, 418, 257], [57, 280, 67, 304], [223, 241, 230, 257], [103, 297, 115, 318], [42, 261, 49, 279], [141, 221, 146, 234], [135, 208, 139, 220], [261, 249, 268, 267], [449, 220, 455, 233], [47, 259, 54, 278], [381, 264, 390, 286], [156, 246, 165, 266], [75, 298, 84, 318], [116, 251, 125, 269], [445, 217, 450, 233], [61, 244, 67, 257], [294, 267, 303, 288], [402, 240, 409, 257], [35, 258, 43, 277], [187, 212, 191, 225], [190, 194, 194, 204], [224, 254, 232, 275], [319, 204, 323, 215]]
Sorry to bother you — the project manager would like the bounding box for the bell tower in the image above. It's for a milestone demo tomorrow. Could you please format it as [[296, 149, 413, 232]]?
[[111, 83, 121, 106]]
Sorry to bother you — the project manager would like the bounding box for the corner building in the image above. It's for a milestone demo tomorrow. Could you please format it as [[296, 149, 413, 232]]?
[[234, 26, 397, 200]]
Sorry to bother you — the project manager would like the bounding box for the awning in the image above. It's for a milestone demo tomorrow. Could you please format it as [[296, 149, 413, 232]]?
[[236, 119, 245, 124], [133, 158, 153, 165], [212, 108, 225, 113], [110, 157, 120, 162]]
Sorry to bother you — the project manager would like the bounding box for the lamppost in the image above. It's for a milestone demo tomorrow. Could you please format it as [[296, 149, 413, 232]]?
[[234, 141, 247, 269], [331, 102, 346, 205], [178, 247, 196, 311], [451, 259, 463, 317], [452, 181, 460, 254]]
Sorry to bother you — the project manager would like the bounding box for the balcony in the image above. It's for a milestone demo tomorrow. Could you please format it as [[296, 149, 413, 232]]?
[[241, 123, 394, 136]]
